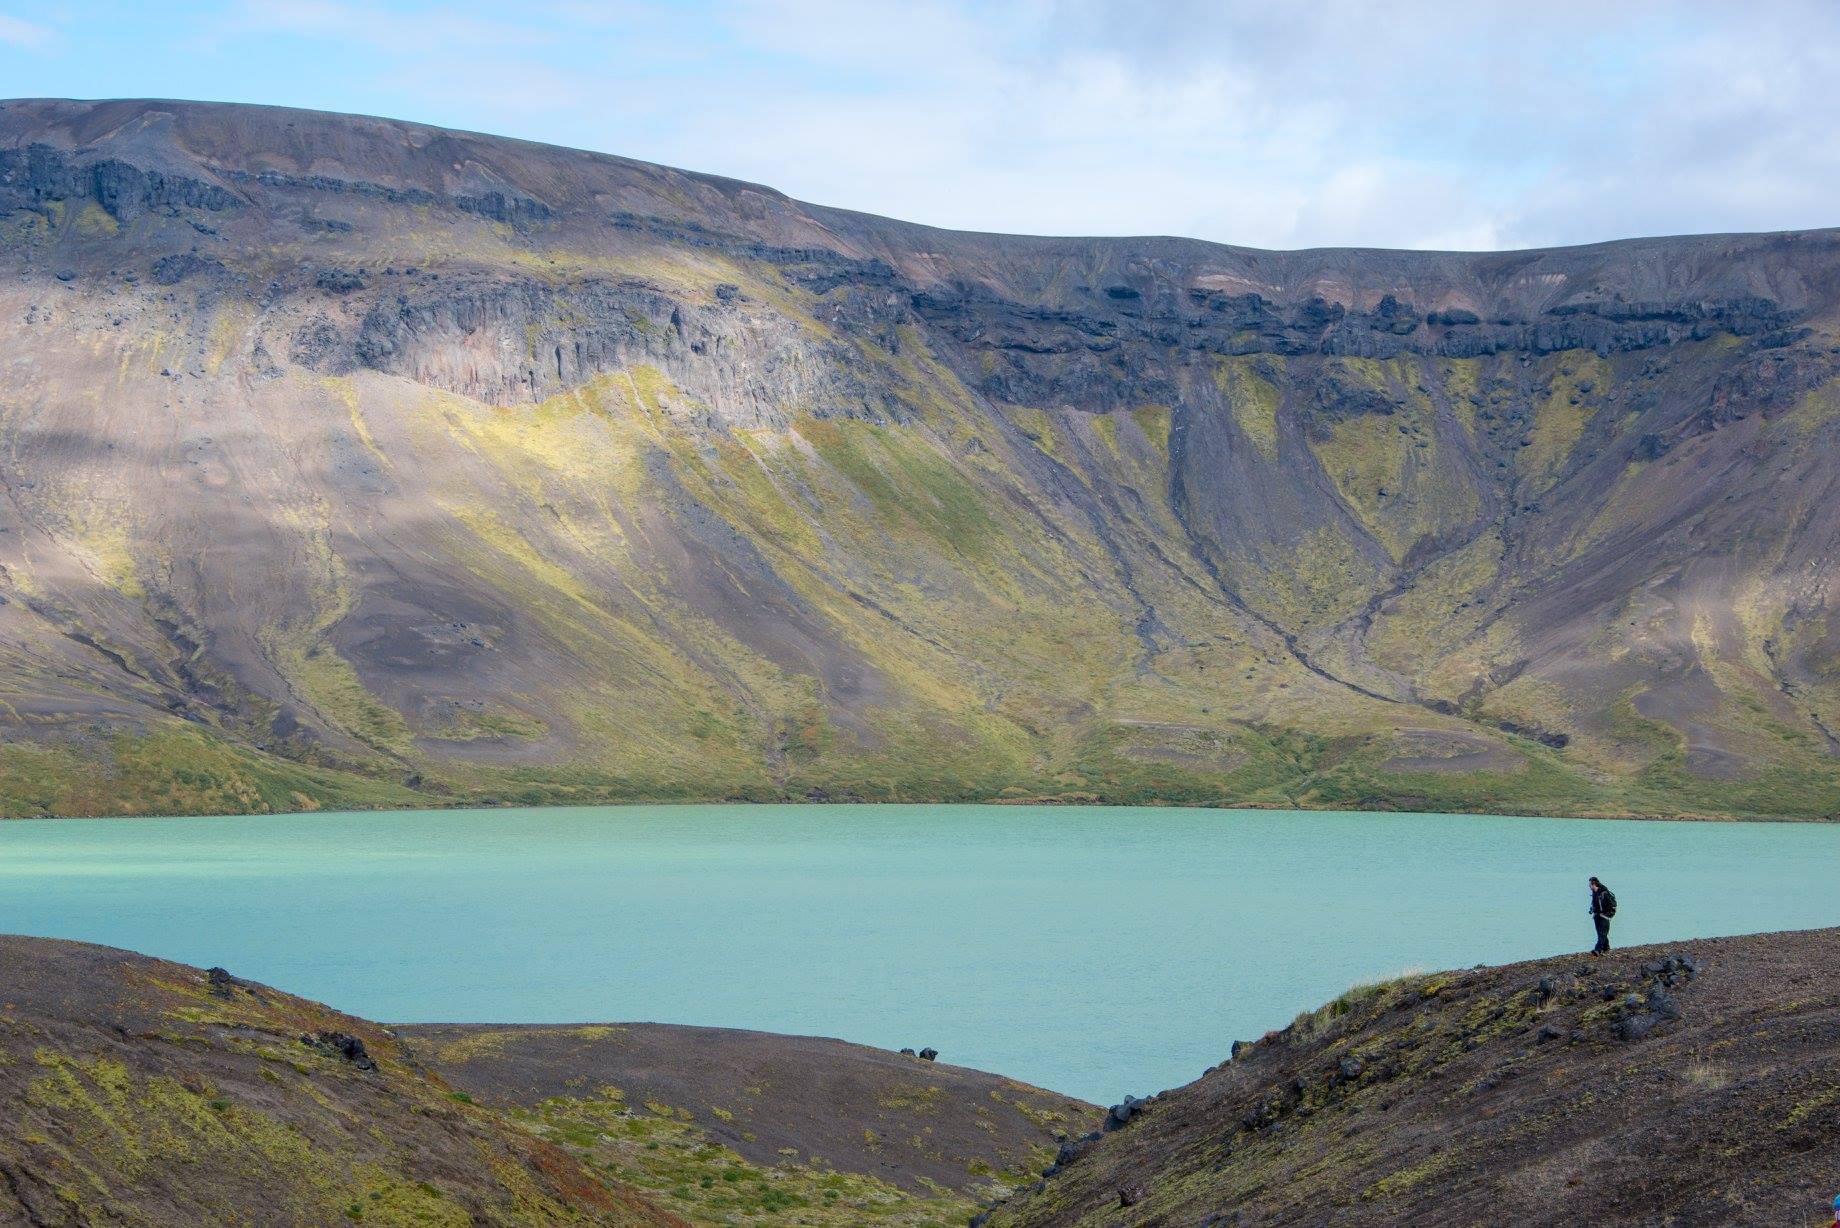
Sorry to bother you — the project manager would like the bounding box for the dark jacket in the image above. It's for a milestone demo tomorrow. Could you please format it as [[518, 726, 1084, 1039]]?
[[1589, 885, 1612, 918]]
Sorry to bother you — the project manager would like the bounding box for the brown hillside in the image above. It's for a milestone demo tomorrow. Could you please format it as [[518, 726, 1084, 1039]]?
[[400, 1022, 1097, 1199], [983, 929, 1840, 1227], [0, 935, 681, 1227], [0, 934, 1093, 1228]]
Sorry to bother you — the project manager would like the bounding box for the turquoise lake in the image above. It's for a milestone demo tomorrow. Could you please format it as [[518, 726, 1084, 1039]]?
[[1, 804, 1836, 1103]]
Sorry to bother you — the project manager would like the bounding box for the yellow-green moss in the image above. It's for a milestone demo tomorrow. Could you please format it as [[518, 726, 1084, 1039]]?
[[1214, 356, 1282, 458]]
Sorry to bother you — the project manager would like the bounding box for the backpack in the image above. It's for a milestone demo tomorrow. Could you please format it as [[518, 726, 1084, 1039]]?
[[1600, 889, 1617, 918]]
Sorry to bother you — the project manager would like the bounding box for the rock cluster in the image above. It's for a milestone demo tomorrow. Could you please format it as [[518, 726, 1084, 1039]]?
[[1104, 1093, 1149, 1131], [1609, 955, 1697, 1041], [300, 1029, 376, 1071]]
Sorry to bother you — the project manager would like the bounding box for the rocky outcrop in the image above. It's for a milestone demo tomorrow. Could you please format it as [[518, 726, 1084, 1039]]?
[[0, 142, 241, 220], [321, 273, 909, 421]]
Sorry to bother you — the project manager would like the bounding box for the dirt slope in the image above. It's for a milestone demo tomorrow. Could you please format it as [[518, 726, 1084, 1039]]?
[[6, 98, 1840, 818], [983, 929, 1840, 1227], [0, 935, 681, 1228], [0, 934, 1092, 1228], [5, 928, 1839, 1226], [400, 1022, 1095, 1198]]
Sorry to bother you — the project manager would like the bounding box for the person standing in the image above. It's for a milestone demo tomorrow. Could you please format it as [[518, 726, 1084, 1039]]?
[[1588, 876, 1616, 955]]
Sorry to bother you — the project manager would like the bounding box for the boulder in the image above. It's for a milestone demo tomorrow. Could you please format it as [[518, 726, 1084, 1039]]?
[[1632, 433, 1670, 460], [315, 267, 366, 293], [152, 252, 218, 285], [301, 1030, 376, 1070], [1106, 1094, 1148, 1131], [1615, 1013, 1661, 1042]]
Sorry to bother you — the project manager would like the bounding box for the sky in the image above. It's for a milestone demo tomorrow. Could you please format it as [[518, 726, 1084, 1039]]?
[[2, 0, 1838, 251]]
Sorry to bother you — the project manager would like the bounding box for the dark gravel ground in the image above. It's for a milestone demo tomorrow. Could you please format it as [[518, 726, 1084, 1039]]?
[[398, 1020, 1099, 1196], [985, 928, 1840, 1228]]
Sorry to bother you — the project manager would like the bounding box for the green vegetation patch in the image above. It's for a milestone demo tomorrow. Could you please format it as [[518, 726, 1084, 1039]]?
[[0, 726, 420, 820], [797, 416, 1002, 556], [511, 1090, 976, 1227], [1214, 356, 1283, 458]]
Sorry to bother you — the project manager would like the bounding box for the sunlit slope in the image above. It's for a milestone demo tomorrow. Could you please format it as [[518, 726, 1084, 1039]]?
[[0, 933, 1093, 1226], [4, 99, 1840, 817], [0, 936, 685, 1226]]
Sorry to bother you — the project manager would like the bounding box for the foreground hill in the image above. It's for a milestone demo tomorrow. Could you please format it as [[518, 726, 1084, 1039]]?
[[399, 1022, 1093, 1202], [4, 931, 1836, 1226], [5, 99, 1840, 817], [0, 935, 681, 1227], [0, 936, 1092, 1228], [982, 929, 1840, 1227]]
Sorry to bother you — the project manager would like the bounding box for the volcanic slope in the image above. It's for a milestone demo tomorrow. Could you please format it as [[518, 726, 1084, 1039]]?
[[0, 935, 684, 1228], [980, 929, 1840, 1227], [7, 99, 1840, 817], [399, 1022, 1099, 1223], [0, 935, 1095, 1228]]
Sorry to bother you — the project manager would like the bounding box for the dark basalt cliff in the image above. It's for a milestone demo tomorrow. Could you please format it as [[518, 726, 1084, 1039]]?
[[4, 98, 1840, 818]]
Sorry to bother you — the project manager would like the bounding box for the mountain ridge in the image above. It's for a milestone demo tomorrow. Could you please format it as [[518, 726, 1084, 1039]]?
[[4, 98, 1840, 818], [17, 95, 1839, 252]]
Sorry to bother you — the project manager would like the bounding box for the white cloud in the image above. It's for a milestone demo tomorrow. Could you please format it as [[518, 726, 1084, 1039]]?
[[595, 0, 1840, 249], [148, 0, 1840, 250], [0, 13, 56, 51]]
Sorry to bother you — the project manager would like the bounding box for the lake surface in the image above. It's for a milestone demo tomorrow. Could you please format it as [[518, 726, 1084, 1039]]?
[[1, 804, 1835, 1103]]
